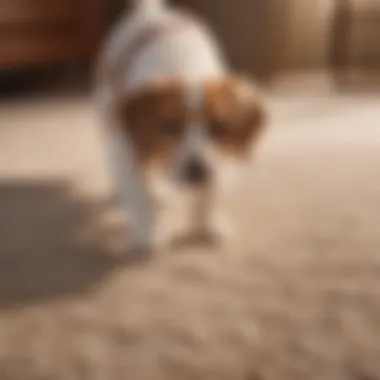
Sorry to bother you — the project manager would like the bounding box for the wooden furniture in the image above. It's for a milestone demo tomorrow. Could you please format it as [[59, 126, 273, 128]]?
[[0, 0, 108, 69]]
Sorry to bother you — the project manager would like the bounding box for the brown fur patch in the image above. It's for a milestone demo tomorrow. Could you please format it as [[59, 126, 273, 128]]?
[[116, 76, 267, 165], [117, 78, 189, 164], [202, 77, 267, 157]]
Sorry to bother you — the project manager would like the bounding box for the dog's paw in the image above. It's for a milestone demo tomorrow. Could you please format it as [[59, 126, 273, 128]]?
[[211, 217, 236, 244], [126, 227, 174, 255], [195, 217, 236, 248], [125, 237, 155, 259], [170, 218, 236, 249], [151, 225, 180, 251]]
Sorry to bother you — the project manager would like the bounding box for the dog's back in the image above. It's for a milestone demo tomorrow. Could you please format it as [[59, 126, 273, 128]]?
[[97, 0, 227, 96]]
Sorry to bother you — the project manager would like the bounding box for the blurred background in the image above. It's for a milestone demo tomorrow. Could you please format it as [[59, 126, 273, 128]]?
[[1, 0, 380, 90], [1, 1, 380, 380]]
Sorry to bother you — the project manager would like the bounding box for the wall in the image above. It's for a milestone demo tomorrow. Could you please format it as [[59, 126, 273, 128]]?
[[121, 0, 380, 78], [178, 0, 336, 78]]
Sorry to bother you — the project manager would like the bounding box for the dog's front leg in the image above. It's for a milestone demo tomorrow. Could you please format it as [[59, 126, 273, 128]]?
[[192, 189, 235, 246], [187, 188, 236, 247], [107, 129, 154, 253]]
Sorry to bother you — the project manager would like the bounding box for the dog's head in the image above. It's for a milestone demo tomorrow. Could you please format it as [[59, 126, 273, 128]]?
[[116, 75, 267, 192]]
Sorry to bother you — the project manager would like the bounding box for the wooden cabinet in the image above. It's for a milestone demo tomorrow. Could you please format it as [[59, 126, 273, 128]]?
[[0, 0, 108, 68]]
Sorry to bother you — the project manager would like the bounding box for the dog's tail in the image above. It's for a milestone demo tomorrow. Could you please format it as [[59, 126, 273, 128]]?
[[132, 0, 166, 13]]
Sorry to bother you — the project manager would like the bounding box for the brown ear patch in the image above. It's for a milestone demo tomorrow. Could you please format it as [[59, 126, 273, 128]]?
[[115, 78, 189, 163], [203, 77, 267, 157], [113, 75, 267, 164]]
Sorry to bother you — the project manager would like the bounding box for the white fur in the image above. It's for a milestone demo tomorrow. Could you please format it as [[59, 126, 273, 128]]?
[[97, 0, 233, 252], [125, 25, 226, 92], [132, 0, 166, 13]]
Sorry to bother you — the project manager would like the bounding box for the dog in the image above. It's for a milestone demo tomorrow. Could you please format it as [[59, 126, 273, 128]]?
[[95, 0, 267, 253]]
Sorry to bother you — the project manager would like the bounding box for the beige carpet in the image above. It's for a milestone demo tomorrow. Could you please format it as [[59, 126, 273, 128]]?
[[0, 87, 380, 380]]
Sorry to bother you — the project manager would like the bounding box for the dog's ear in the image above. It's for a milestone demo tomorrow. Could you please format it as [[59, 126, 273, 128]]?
[[115, 78, 185, 134], [232, 75, 267, 134], [115, 88, 155, 133], [225, 75, 268, 156], [113, 79, 188, 161], [113, 87, 164, 161]]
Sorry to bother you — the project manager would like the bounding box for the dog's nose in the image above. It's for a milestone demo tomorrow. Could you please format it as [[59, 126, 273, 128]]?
[[182, 157, 210, 185]]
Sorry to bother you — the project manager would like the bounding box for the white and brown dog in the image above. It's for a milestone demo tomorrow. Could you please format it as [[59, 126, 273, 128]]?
[[96, 0, 267, 253]]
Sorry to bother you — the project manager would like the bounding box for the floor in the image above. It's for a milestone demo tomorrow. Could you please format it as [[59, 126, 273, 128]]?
[[0, 85, 380, 380]]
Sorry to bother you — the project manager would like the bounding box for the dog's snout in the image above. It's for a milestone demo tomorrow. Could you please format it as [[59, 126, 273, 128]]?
[[182, 157, 210, 185]]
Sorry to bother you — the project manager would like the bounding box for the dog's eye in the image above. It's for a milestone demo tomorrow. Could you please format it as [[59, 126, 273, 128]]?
[[208, 119, 228, 138], [162, 120, 182, 137]]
